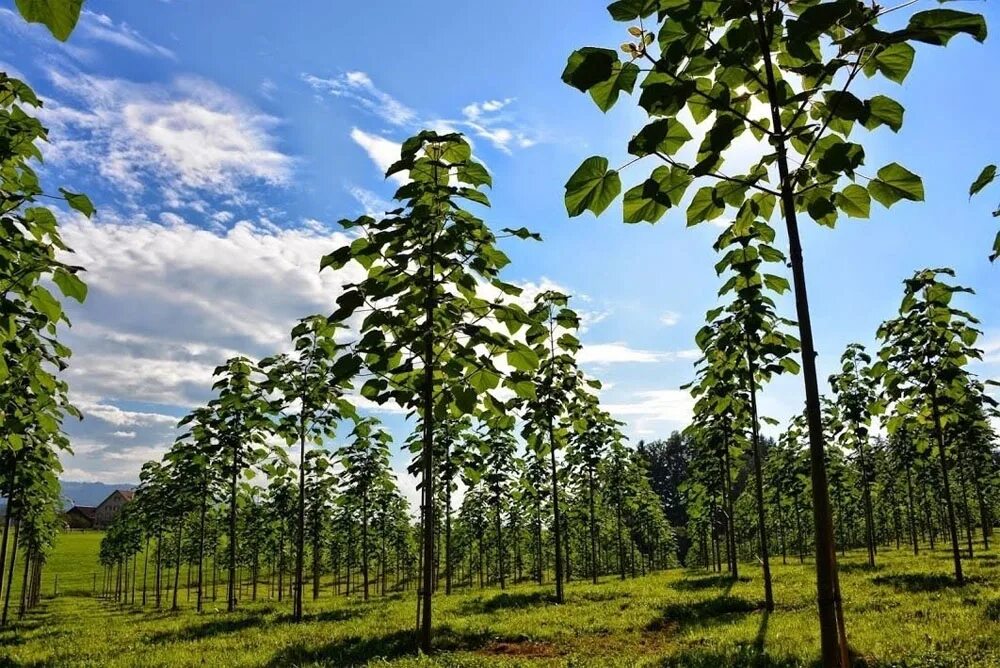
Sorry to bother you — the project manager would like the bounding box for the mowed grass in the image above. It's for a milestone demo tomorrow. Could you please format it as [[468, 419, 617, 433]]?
[[2, 532, 999, 667]]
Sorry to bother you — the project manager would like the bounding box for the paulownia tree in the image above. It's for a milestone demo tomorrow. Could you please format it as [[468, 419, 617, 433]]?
[[561, 4, 986, 663], [261, 315, 357, 621], [322, 130, 537, 651], [875, 268, 986, 585], [828, 343, 877, 567]]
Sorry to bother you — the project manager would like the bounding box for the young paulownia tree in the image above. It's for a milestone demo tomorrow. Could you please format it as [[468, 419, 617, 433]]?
[[561, 3, 986, 664]]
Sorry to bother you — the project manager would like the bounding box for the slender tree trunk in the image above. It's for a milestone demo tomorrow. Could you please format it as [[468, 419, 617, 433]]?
[[294, 415, 307, 621], [588, 466, 598, 585], [1, 520, 20, 626], [172, 521, 183, 610], [0, 456, 16, 602], [197, 487, 207, 612], [753, 5, 847, 662], [904, 460, 919, 555], [495, 500, 505, 590], [855, 431, 877, 567], [931, 394, 963, 584], [362, 489, 370, 602], [745, 339, 773, 610], [418, 222, 437, 653], [228, 444, 240, 612]]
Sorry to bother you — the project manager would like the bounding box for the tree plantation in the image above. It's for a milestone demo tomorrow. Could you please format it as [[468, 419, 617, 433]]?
[[1, 1, 998, 667]]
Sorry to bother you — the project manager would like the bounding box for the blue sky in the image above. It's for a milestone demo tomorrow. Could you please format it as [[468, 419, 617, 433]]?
[[2, 1, 998, 496]]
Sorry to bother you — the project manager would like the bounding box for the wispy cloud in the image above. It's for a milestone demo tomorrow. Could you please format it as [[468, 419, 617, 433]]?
[[302, 71, 539, 171], [302, 71, 416, 126], [78, 10, 175, 59], [660, 311, 681, 327]]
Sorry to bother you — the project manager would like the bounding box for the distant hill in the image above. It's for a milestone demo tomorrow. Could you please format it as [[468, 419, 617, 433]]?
[[59, 481, 137, 510]]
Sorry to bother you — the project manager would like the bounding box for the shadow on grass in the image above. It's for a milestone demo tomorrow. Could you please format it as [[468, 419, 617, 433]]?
[[646, 595, 762, 633], [657, 644, 808, 667], [275, 607, 365, 624], [838, 561, 884, 574], [872, 572, 977, 592], [671, 574, 749, 592], [265, 625, 496, 666], [147, 613, 268, 644], [458, 590, 555, 614]]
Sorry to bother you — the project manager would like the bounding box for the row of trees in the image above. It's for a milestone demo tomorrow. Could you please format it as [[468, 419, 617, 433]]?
[[0, 2, 92, 627], [98, 132, 674, 654]]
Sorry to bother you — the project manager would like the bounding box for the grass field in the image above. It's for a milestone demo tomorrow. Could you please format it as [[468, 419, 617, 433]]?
[[1, 532, 999, 667]]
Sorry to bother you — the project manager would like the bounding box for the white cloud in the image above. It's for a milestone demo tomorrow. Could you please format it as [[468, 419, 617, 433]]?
[[578, 342, 699, 365], [41, 71, 292, 198], [603, 389, 695, 436], [349, 128, 405, 183], [78, 10, 175, 59], [75, 399, 177, 427], [660, 310, 681, 326], [111, 431, 137, 439], [302, 71, 416, 126]]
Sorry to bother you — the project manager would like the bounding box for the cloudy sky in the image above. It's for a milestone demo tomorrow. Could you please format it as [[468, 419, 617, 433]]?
[[3, 1, 998, 495]]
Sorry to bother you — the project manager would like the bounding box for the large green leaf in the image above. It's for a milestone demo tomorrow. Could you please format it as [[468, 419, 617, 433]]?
[[686, 186, 724, 226], [60, 188, 95, 218], [628, 119, 692, 157], [607, 0, 658, 20], [969, 164, 996, 197], [869, 163, 924, 208], [864, 96, 904, 133], [834, 184, 871, 219], [623, 166, 691, 224], [52, 268, 87, 303], [589, 61, 639, 112], [14, 0, 83, 41], [562, 48, 618, 93], [564, 156, 621, 217], [864, 43, 915, 84], [905, 9, 988, 46]]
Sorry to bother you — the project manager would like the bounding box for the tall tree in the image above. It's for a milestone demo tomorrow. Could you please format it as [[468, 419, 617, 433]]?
[[322, 131, 536, 651], [876, 268, 986, 584], [262, 315, 357, 621], [561, 5, 986, 664]]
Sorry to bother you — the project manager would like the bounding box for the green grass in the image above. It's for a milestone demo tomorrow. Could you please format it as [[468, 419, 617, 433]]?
[[2, 532, 1000, 666]]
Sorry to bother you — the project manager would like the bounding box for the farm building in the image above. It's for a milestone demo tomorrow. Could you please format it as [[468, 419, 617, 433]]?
[[64, 505, 97, 529], [94, 489, 134, 528]]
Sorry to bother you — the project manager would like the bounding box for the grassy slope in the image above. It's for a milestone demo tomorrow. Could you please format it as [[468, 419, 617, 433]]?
[[1, 531, 998, 667]]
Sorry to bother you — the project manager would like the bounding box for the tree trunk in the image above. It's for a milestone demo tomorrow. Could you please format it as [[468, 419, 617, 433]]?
[[294, 415, 307, 621], [228, 444, 239, 612], [752, 4, 847, 661], [744, 340, 773, 610], [931, 394, 963, 584]]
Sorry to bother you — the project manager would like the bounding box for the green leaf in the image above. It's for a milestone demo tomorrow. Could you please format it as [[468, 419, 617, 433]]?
[[686, 186, 724, 226], [59, 188, 95, 218], [623, 166, 690, 224], [969, 165, 996, 197], [52, 268, 87, 303], [868, 163, 925, 208], [457, 161, 492, 188], [607, 0, 658, 20], [866, 43, 915, 84], [506, 345, 539, 372], [14, 0, 83, 41], [29, 285, 62, 322], [564, 156, 621, 217], [864, 96, 904, 132], [905, 9, 987, 46], [628, 119, 692, 157], [562, 48, 618, 93], [589, 61, 639, 112], [834, 184, 871, 219], [453, 386, 477, 414]]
